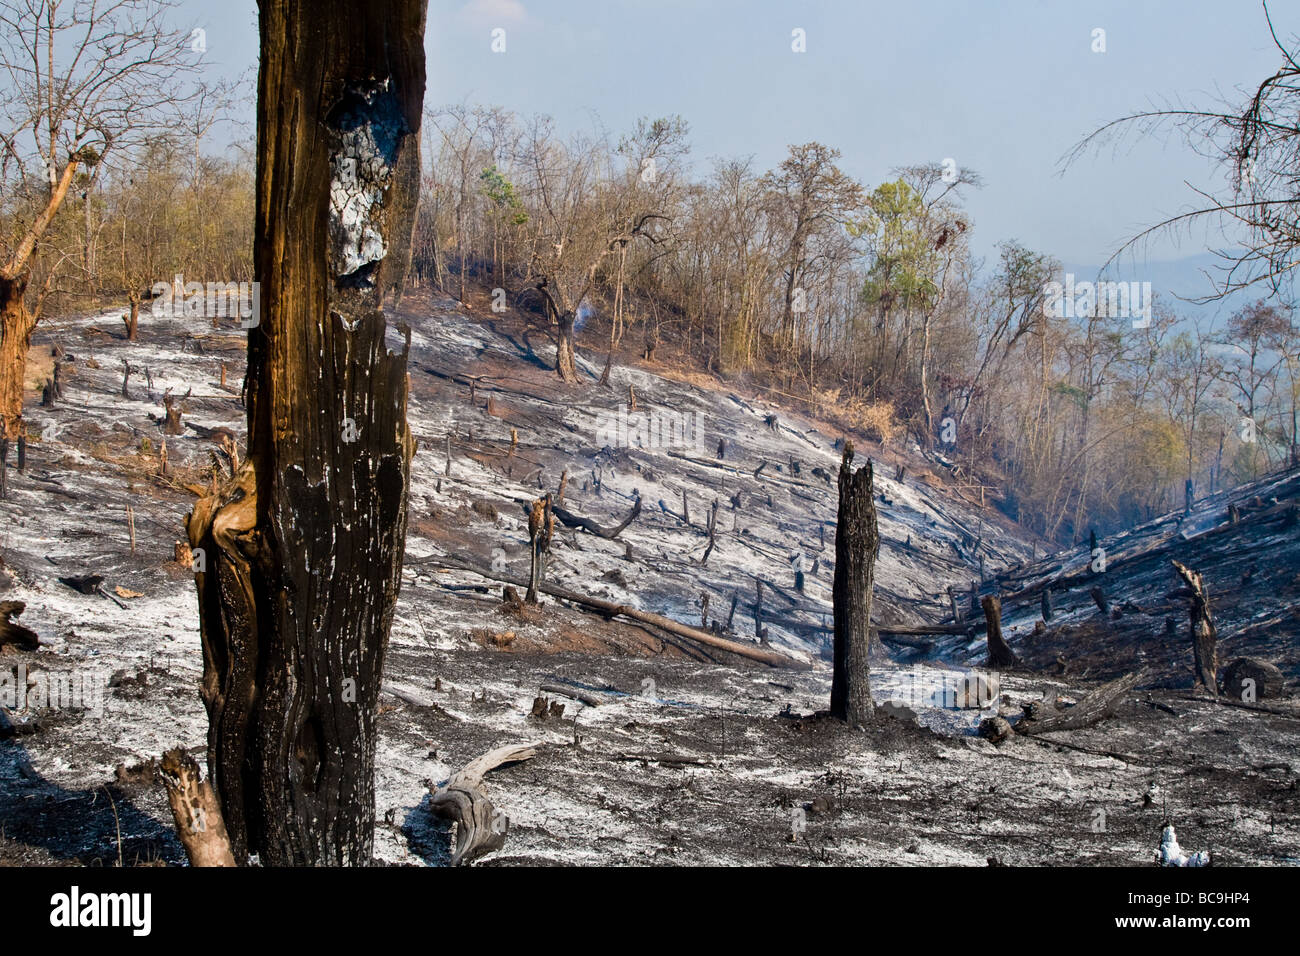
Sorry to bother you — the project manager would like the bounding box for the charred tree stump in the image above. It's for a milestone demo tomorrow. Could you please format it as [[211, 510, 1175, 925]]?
[[1041, 587, 1053, 622], [948, 585, 962, 624], [183, 0, 426, 866], [1172, 561, 1218, 694], [830, 442, 879, 728], [1090, 586, 1109, 616], [428, 744, 539, 866], [982, 594, 1017, 668]]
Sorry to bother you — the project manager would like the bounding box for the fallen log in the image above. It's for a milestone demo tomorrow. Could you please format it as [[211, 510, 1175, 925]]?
[[412, 555, 810, 669], [552, 495, 642, 540], [876, 622, 974, 636], [1015, 668, 1146, 736], [429, 743, 539, 866], [539, 682, 607, 707]]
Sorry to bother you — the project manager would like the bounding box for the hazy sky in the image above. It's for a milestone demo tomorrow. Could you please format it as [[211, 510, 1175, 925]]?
[[188, 0, 1298, 285]]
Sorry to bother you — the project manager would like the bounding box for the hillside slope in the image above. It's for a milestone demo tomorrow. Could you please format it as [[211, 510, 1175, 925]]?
[[1, 296, 1296, 867]]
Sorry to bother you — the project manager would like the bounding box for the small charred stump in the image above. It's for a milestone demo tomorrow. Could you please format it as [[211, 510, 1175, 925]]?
[[163, 390, 184, 436]]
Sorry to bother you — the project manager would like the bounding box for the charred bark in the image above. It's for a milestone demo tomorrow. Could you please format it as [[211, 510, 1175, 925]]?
[[830, 442, 878, 728], [184, 0, 426, 866]]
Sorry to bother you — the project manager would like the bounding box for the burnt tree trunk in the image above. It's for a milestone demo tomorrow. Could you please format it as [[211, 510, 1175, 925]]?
[[124, 297, 141, 341], [1172, 560, 1218, 694], [0, 274, 33, 453], [184, 0, 426, 866], [830, 443, 878, 728]]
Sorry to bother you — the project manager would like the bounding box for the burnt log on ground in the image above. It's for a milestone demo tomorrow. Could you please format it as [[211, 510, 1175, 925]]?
[[1015, 668, 1147, 736], [539, 683, 607, 707], [551, 495, 641, 540], [413, 554, 809, 669], [429, 743, 539, 865]]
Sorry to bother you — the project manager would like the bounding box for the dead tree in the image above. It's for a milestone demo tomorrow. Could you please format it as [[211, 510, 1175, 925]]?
[[982, 594, 1017, 668], [525, 494, 554, 603], [830, 442, 879, 728], [1172, 560, 1218, 694], [183, 0, 426, 866]]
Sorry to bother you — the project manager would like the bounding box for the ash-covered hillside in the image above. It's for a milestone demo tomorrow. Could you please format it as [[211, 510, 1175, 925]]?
[[1, 296, 1297, 867]]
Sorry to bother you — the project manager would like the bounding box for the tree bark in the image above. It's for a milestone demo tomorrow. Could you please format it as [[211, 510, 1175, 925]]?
[[0, 157, 81, 445], [0, 274, 33, 445], [830, 442, 878, 727], [184, 0, 426, 866]]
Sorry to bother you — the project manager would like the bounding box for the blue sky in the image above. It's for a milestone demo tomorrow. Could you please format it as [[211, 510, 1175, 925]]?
[[187, 0, 1299, 304]]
